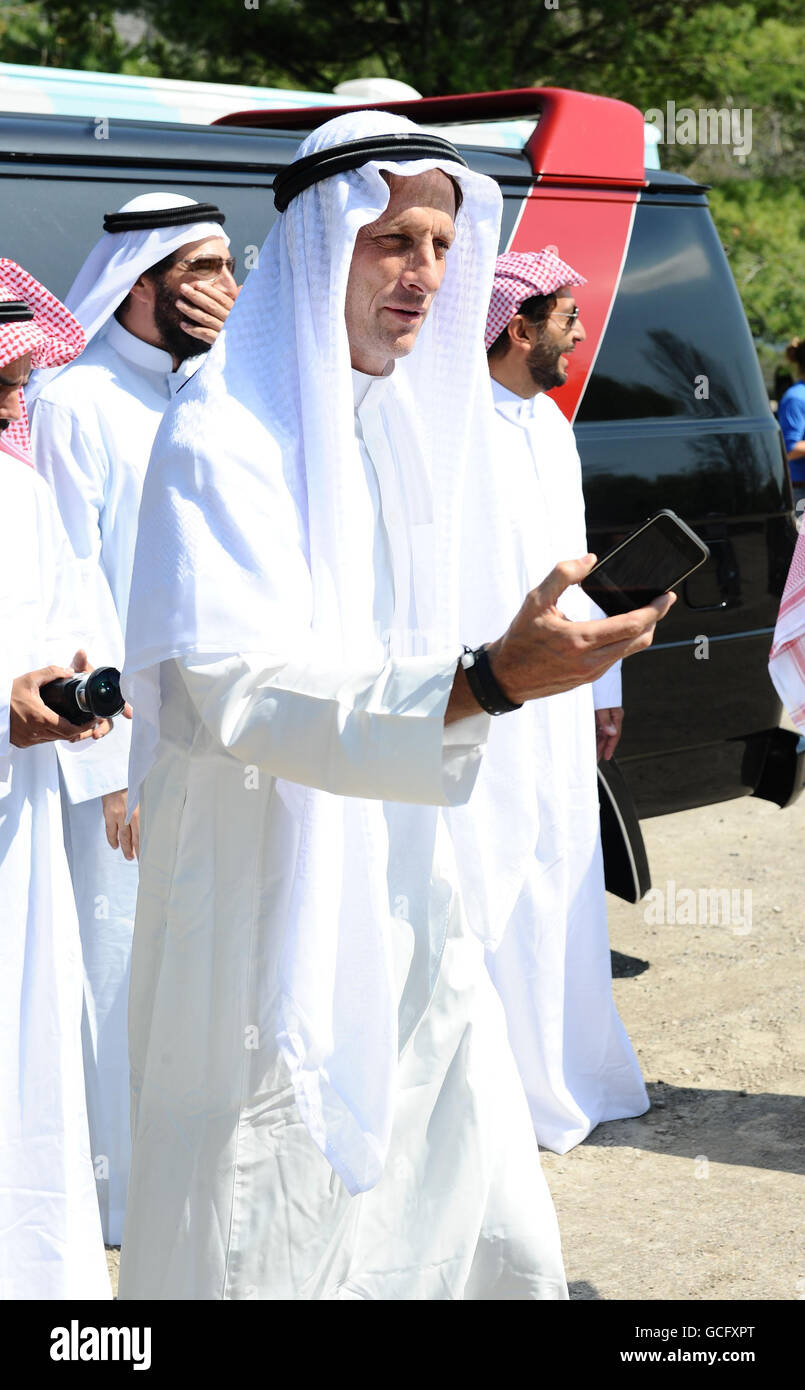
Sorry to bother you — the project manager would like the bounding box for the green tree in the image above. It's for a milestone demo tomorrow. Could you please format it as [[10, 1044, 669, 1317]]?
[[4, 1, 803, 178], [2, 0, 803, 353], [707, 176, 805, 386], [0, 1, 140, 72]]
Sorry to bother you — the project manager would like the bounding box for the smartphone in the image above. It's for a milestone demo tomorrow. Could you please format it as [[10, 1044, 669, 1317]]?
[[580, 510, 710, 617]]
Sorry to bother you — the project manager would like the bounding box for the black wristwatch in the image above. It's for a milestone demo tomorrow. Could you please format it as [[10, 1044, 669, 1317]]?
[[460, 645, 523, 716]]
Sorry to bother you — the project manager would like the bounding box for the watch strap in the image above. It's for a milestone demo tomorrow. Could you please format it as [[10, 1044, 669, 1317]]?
[[461, 645, 523, 715]]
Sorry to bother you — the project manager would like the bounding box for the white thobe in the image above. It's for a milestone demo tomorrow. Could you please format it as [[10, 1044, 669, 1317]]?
[[485, 380, 648, 1153], [0, 454, 110, 1299], [117, 371, 567, 1301], [29, 317, 204, 1243]]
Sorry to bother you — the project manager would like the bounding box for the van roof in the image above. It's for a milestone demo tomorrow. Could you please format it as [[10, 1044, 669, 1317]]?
[[0, 64, 662, 177]]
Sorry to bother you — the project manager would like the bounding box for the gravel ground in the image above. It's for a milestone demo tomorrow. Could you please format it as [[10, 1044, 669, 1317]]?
[[542, 784, 805, 1302], [105, 780, 805, 1302]]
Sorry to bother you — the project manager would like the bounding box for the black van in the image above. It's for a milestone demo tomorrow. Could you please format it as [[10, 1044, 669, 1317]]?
[[1, 86, 800, 896]]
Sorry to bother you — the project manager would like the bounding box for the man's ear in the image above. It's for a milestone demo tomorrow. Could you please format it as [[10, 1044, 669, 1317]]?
[[127, 273, 155, 306], [508, 313, 533, 352]]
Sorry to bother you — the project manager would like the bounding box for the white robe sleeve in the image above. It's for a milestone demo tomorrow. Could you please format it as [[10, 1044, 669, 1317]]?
[[591, 662, 622, 710], [30, 393, 125, 673], [0, 654, 11, 783], [585, 597, 622, 710], [530, 406, 623, 712], [178, 650, 490, 807], [30, 398, 108, 577], [56, 711, 132, 805], [29, 469, 129, 803]]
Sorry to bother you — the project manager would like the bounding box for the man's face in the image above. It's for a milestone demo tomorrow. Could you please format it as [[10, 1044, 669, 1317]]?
[[526, 288, 586, 392], [345, 170, 457, 375], [0, 352, 31, 432], [149, 235, 235, 363]]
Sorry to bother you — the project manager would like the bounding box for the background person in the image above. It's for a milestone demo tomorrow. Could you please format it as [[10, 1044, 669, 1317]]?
[[28, 193, 237, 1246], [0, 261, 115, 1299], [770, 519, 805, 732], [479, 248, 648, 1153], [778, 337, 805, 511]]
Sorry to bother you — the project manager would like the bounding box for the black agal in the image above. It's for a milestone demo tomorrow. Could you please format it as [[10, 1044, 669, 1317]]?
[[0, 300, 34, 323], [273, 133, 467, 212], [103, 203, 226, 234]]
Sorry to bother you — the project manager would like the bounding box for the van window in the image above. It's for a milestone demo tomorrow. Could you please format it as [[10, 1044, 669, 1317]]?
[[0, 176, 277, 301], [577, 202, 771, 423]]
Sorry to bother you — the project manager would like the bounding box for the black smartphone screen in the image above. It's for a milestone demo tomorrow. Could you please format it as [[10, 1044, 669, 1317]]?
[[581, 512, 710, 617]]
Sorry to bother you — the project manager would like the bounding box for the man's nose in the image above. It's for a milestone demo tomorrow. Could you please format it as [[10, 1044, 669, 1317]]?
[[401, 246, 442, 295], [220, 266, 239, 296], [572, 317, 587, 345], [0, 391, 22, 421]]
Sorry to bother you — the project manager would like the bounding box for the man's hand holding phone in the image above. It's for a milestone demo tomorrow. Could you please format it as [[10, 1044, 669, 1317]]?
[[580, 509, 709, 616], [483, 554, 675, 707]]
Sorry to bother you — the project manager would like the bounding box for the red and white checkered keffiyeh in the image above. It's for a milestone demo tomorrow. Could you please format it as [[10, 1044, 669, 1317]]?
[[484, 247, 587, 351], [769, 526, 805, 731], [0, 259, 86, 461]]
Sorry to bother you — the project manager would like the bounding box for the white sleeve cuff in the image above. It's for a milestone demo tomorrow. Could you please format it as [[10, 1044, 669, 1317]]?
[[55, 713, 132, 804], [441, 709, 491, 805], [0, 673, 11, 784], [593, 659, 622, 710], [182, 646, 489, 807]]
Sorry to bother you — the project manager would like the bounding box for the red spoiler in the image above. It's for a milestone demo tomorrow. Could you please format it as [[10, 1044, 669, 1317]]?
[[213, 87, 647, 187]]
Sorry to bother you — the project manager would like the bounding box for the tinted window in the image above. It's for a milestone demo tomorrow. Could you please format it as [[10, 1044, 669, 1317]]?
[[0, 175, 278, 301], [577, 201, 771, 422]]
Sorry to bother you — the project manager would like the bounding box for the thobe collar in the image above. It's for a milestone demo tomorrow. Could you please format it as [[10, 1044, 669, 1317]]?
[[351, 362, 394, 411], [490, 374, 540, 426], [104, 316, 204, 397]]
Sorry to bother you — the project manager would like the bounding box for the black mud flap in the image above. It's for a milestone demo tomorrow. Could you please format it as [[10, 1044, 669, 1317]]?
[[598, 756, 651, 904], [746, 725, 805, 808]]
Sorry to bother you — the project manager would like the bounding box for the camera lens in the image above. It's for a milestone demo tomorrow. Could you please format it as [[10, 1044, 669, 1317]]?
[[84, 667, 125, 718]]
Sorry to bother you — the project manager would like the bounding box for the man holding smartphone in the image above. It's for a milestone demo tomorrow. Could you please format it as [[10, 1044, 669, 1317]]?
[[482, 247, 649, 1154]]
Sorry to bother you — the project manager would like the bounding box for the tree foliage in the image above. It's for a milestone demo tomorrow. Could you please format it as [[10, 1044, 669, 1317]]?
[[708, 177, 805, 342], [1, 0, 803, 353], [0, 2, 128, 73], [3, 0, 802, 174]]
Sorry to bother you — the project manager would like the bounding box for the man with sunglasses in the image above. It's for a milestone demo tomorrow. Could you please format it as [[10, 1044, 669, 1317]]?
[[27, 193, 238, 1247], [483, 248, 649, 1156]]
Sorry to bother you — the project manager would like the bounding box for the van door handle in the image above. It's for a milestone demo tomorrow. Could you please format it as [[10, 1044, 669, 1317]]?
[[682, 534, 741, 610], [682, 581, 730, 611]]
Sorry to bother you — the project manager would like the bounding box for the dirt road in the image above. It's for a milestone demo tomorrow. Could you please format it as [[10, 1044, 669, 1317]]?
[[542, 786, 804, 1301], [106, 782, 804, 1301]]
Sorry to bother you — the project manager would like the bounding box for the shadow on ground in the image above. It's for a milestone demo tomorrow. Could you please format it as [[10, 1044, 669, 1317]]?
[[584, 1083, 805, 1175], [611, 950, 650, 979], [568, 1280, 604, 1300]]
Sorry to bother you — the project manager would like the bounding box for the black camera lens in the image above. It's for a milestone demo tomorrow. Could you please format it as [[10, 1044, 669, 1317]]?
[[40, 665, 125, 724], [85, 667, 125, 718]]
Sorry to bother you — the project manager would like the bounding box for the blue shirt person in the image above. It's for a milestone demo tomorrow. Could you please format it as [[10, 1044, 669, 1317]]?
[[779, 379, 805, 483]]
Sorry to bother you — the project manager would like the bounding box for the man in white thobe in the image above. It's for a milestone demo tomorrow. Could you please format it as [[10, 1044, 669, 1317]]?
[[769, 525, 805, 731], [0, 261, 114, 1299], [28, 195, 237, 1244], [118, 113, 672, 1301], [482, 249, 649, 1152]]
